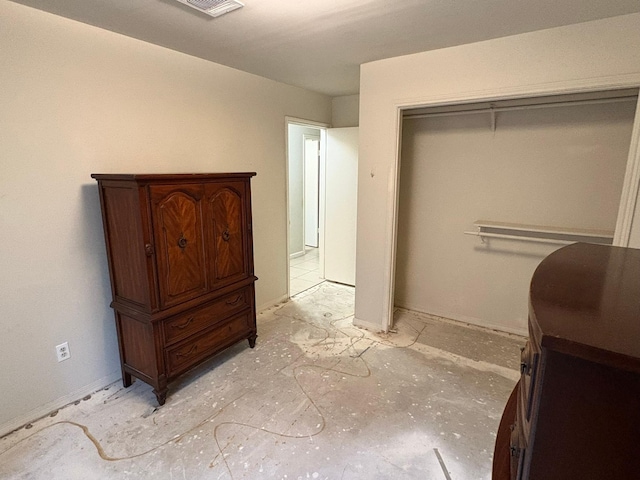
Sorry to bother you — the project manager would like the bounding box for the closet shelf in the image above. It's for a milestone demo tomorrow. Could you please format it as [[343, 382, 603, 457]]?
[[464, 220, 614, 246]]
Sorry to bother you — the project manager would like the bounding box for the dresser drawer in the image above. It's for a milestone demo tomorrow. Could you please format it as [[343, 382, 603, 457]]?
[[519, 340, 540, 422], [163, 287, 251, 345], [165, 311, 252, 377], [510, 413, 527, 480], [516, 380, 531, 449]]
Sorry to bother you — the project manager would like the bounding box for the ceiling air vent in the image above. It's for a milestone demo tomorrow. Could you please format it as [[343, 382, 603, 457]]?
[[175, 0, 244, 18]]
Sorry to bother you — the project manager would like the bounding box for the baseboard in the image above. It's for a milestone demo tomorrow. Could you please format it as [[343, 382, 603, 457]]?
[[289, 251, 305, 260], [2, 291, 306, 439], [394, 303, 528, 337], [257, 294, 289, 314], [0, 371, 121, 438], [353, 316, 386, 333]]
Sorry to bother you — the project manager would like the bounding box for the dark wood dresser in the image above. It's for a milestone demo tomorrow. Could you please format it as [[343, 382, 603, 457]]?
[[493, 242, 640, 480], [92, 173, 257, 405]]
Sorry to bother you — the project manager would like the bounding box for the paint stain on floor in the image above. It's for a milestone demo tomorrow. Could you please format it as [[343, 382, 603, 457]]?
[[0, 283, 523, 479]]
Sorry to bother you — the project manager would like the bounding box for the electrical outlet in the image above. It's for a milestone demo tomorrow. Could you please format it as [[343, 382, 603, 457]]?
[[56, 342, 71, 362]]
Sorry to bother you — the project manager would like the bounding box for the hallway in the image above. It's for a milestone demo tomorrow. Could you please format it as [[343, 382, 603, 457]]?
[[289, 247, 324, 296]]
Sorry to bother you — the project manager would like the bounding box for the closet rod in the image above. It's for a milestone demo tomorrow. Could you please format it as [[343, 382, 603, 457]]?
[[404, 95, 638, 120]]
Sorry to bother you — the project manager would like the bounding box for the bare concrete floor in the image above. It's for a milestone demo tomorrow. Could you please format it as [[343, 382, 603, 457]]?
[[0, 283, 523, 479]]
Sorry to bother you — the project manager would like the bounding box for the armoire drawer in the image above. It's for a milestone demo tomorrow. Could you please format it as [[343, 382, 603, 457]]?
[[165, 312, 252, 377], [162, 287, 251, 345]]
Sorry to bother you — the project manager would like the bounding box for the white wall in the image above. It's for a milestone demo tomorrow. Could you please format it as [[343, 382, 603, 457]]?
[[288, 124, 322, 256], [0, 1, 331, 434], [396, 102, 635, 333], [331, 95, 360, 127], [356, 13, 640, 332]]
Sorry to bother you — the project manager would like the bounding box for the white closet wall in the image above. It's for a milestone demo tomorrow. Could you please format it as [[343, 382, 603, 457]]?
[[395, 100, 636, 333]]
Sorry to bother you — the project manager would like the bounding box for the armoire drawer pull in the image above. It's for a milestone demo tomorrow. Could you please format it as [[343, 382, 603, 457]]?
[[175, 345, 198, 358], [171, 317, 194, 329], [226, 295, 242, 305], [177, 234, 188, 249]]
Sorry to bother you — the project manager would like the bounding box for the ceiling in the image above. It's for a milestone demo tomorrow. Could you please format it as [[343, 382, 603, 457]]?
[[9, 0, 640, 97]]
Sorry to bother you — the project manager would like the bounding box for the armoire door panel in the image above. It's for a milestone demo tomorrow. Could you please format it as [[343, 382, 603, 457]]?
[[151, 184, 208, 308], [206, 183, 247, 287], [102, 186, 150, 308]]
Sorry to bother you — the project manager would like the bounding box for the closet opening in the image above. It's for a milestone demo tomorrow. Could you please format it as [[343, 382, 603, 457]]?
[[393, 88, 639, 335]]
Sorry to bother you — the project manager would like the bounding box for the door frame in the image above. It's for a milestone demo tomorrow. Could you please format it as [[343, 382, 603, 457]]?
[[365, 79, 640, 333], [303, 133, 321, 249], [285, 117, 329, 299]]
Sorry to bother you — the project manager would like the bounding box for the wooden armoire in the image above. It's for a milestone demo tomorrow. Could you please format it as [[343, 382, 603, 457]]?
[[92, 173, 257, 405]]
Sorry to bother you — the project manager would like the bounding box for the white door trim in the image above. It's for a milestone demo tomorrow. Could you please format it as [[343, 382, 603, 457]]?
[[614, 97, 640, 246], [303, 133, 321, 248]]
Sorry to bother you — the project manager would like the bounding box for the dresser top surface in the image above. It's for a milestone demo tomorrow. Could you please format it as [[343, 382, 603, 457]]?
[[530, 243, 640, 365], [91, 172, 256, 182]]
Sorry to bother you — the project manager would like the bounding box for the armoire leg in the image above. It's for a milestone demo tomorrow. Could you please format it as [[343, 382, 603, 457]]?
[[122, 371, 132, 388], [153, 388, 167, 406]]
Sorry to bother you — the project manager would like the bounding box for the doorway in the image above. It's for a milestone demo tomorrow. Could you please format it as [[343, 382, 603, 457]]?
[[287, 121, 326, 296], [286, 119, 360, 297]]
